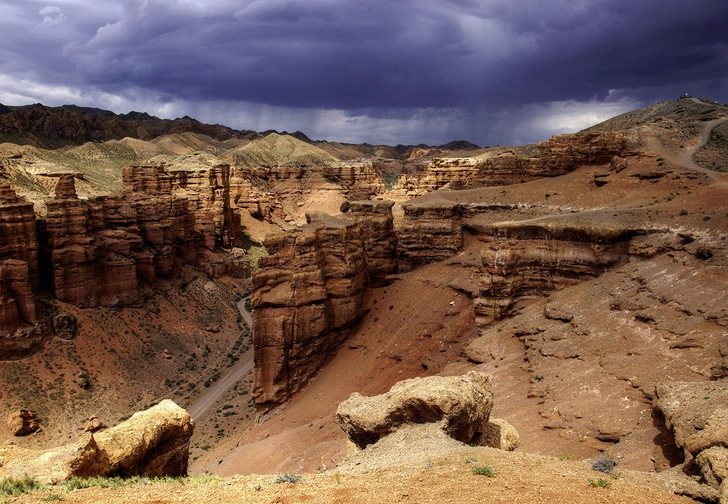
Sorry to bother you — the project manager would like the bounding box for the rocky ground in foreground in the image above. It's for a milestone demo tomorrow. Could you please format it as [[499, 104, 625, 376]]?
[[4, 442, 696, 504]]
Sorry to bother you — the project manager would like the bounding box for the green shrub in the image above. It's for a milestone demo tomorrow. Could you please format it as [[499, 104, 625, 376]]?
[[471, 465, 496, 477], [0, 475, 45, 496], [40, 494, 64, 502], [589, 478, 611, 488]]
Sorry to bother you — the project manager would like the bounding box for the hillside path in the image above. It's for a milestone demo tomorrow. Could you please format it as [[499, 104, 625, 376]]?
[[676, 115, 727, 180], [187, 296, 254, 421]]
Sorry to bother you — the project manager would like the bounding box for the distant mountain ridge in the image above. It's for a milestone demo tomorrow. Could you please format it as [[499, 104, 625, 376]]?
[[0, 103, 258, 149], [0, 102, 481, 155]]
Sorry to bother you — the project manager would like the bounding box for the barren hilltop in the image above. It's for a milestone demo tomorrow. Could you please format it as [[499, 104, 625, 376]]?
[[1, 97, 727, 503]]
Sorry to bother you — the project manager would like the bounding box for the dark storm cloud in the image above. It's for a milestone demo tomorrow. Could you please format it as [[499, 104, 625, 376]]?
[[0, 0, 726, 145]]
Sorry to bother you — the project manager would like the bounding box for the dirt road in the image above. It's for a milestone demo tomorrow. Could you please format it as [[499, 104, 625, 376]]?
[[188, 297, 253, 420]]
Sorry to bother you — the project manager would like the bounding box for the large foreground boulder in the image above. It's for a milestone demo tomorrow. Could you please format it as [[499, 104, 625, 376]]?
[[336, 371, 493, 449], [93, 399, 194, 477], [0, 400, 194, 484]]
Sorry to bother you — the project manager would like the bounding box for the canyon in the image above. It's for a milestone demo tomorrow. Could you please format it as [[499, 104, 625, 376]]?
[[1, 98, 728, 503]]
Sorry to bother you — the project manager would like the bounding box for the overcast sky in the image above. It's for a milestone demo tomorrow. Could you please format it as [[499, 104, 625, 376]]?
[[1, 0, 726, 146]]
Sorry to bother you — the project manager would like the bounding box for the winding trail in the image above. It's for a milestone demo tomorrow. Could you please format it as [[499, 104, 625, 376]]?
[[676, 115, 727, 180], [188, 296, 254, 421]]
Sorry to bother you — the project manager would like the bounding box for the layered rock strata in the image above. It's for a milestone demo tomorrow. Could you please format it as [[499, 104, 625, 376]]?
[[397, 201, 463, 270], [41, 179, 195, 307], [2, 164, 250, 356], [472, 219, 690, 319], [344, 200, 397, 286], [38, 164, 248, 308], [399, 197, 692, 319], [126, 164, 242, 250], [167, 164, 242, 249], [0, 183, 40, 357], [395, 131, 634, 195], [252, 201, 397, 412], [231, 161, 385, 222]]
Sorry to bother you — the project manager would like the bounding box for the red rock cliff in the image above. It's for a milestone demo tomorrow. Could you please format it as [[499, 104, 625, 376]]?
[[251, 201, 397, 413], [0, 183, 41, 358]]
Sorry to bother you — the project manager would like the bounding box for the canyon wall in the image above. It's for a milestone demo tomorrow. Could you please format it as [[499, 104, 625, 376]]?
[[231, 162, 385, 222], [0, 183, 41, 358], [394, 131, 634, 195], [40, 171, 200, 307], [251, 200, 397, 413], [1, 164, 249, 357], [167, 164, 242, 249]]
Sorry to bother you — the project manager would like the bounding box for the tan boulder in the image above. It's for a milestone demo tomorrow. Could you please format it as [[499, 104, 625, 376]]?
[[695, 446, 728, 490], [7, 409, 40, 436], [479, 417, 520, 451], [337, 371, 493, 449], [0, 433, 105, 484], [93, 399, 194, 477], [654, 382, 728, 452], [0, 400, 193, 484]]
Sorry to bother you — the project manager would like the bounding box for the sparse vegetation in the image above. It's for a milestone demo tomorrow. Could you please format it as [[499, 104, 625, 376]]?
[[589, 478, 611, 488], [471, 465, 496, 477], [38, 296, 59, 312], [0, 475, 45, 497], [40, 494, 65, 502], [274, 473, 301, 484], [62, 475, 219, 491]]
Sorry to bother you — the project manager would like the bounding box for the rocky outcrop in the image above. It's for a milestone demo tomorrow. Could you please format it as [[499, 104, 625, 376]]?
[[345, 200, 397, 286], [38, 164, 245, 307], [7, 409, 41, 436], [252, 216, 366, 412], [472, 219, 690, 319], [0, 400, 193, 483], [336, 371, 494, 449], [322, 162, 385, 201], [93, 399, 194, 478], [40, 190, 194, 307], [395, 131, 635, 195], [1, 164, 249, 355], [398, 193, 693, 319], [252, 202, 397, 412], [654, 381, 728, 502], [231, 161, 385, 223], [127, 163, 242, 250], [51, 310, 78, 340], [480, 418, 520, 451], [167, 164, 242, 249], [397, 200, 463, 271]]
